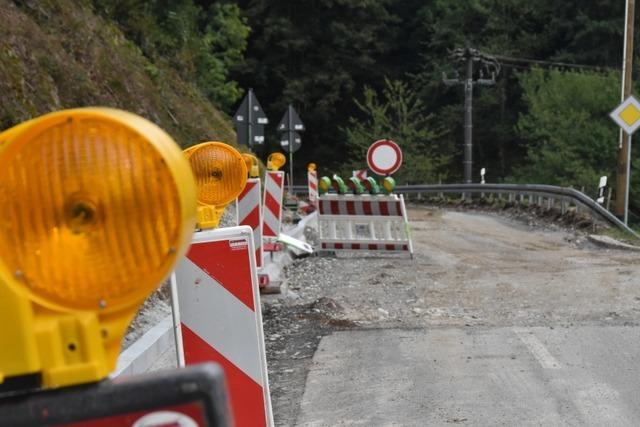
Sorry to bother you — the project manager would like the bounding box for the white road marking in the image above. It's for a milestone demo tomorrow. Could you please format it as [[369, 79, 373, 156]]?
[[513, 328, 561, 369]]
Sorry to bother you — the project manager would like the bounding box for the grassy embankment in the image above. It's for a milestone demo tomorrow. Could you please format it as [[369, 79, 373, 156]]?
[[0, 0, 235, 147]]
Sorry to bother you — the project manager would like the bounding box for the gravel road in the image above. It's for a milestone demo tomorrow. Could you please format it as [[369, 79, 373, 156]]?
[[264, 207, 640, 426]]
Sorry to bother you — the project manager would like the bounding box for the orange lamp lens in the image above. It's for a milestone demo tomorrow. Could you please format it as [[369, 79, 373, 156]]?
[[187, 142, 247, 207], [0, 111, 190, 312]]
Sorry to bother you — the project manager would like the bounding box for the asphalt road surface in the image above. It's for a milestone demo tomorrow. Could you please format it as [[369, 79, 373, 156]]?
[[268, 208, 640, 426]]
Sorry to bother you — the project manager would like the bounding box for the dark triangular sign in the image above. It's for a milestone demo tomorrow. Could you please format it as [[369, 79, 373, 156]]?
[[277, 105, 305, 133], [280, 131, 302, 153], [233, 89, 268, 146]]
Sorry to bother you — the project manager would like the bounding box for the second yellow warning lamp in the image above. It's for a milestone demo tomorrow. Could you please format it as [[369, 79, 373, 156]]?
[[243, 153, 260, 178], [267, 152, 286, 171], [184, 142, 248, 230], [0, 108, 196, 391]]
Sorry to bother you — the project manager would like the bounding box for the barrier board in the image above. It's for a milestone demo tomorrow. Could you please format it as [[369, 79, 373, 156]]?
[[236, 178, 263, 268], [171, 226, 273, 427], [317, 194, 413, 256]]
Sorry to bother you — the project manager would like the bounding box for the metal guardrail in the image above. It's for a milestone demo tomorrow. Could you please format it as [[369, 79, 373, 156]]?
[[290, 183, 639, 238]]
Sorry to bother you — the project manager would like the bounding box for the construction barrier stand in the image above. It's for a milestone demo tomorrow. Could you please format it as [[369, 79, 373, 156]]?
[[263, 171, 285, 240], [307, 170, 319, 207], [317, 194, 413, 257], [236, 178, 263, 268], [171, 226, 273, 427]]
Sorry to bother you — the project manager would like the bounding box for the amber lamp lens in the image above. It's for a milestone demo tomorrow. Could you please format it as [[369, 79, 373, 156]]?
[[0, 113, 184, 311], [188, 142, 247, 207]]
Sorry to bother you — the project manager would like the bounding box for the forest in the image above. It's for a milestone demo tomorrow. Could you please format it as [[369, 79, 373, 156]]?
[[91, 0, 638, 214]]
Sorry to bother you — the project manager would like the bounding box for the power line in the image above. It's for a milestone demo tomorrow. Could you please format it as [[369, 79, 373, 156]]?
[[491, 54, 615, 72]]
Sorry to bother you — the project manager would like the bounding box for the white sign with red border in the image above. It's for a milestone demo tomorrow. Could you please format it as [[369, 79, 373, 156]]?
[[170, 226, 273, 427], [367, 139, 403, 176]]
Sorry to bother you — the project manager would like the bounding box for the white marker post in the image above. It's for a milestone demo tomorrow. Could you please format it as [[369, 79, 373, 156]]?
[[597, 176, 607, 204]]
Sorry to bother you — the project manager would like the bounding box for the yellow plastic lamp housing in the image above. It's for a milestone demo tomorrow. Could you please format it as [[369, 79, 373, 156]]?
[[185, 142, 247, 229], [307, 163, 317, 172], [242, 153, 260, 178], [267, 152, 286, 171], [0, 108, 196, 390]]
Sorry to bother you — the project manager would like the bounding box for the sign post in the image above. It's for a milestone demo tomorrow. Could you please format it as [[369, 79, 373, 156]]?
[[234, 89, 269, 150], [278, 104, 305, 194], [609, 94, 640, 224]]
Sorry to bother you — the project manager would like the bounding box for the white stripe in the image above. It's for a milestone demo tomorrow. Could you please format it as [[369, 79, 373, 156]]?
[[514, 328, 561, 369], [371, 200, 381, 216], [253, 227, 262, 249], [338, 199, 348, 215], [237, 180, 260, 222], [263, 207, 280, 236], [176, 257, 264, 385], [320, 199, 330, 215], [388, 201, 399, 216]]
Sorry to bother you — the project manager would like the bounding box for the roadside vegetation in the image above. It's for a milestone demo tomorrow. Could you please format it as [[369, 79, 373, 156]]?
[[2, 0, 638, 213]]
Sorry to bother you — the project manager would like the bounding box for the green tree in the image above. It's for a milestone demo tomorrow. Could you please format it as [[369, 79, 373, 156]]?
[[233, 0, 396, 169], [512, 69, 620, 196], [344, 78, 451, 184], [93, 0, 249, 109]]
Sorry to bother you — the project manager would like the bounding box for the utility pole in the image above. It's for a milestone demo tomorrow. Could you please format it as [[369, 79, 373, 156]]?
[[615, 0, 635, 224], [444, 48, 500, 184]]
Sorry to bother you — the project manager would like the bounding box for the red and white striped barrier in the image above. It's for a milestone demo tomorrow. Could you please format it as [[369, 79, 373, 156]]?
[[317, 194, 413, 256], [307, 169, 318, 207], [262, 171, 285, 240], [171, 226, 273, 427], [236, 178, 263, 268]]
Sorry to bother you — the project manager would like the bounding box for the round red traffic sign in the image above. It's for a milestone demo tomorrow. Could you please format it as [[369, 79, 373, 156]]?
[[367, 139, 402, 175]]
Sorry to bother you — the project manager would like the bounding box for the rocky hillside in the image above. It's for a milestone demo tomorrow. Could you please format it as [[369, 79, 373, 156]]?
[[0, 0, 235, 147]]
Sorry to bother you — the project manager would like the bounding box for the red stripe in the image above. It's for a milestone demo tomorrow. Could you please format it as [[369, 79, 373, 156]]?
[[322, 243, 327, 249], [267, 171, 283, 187], [334, 243, 343, 249], [402, 245, 408, 251], [263, 222, 277, 238], [369, 244, 377, 250], [351, 243, 360, 249], [379, 201, 390, 216], [186, 240, 255, 311], [363, 201, 372, 215], [256, 248, 262, 268], [385, 244, 394, 250], [309, 181, 317, 190], [346, 201, 356, 215], [264, 191, 281, 217], [395, 201, 402, 215], [240, 205, 260, 228], [182, 325, 267, 427], [330, 200, 339, 215], [238, 180, 257, 199]]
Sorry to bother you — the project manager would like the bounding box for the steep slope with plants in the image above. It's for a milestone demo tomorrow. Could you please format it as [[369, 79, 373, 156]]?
[[0, 0, 236, 147]]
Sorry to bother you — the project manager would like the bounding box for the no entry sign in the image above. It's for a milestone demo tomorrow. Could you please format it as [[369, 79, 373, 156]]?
[[367, 139, 402, 176]]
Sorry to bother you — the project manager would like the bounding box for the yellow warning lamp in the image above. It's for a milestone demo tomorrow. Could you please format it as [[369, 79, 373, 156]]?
[[184, 142, 247, 229], [242, 153, 260, 178], [308, 163, 317, 172], [0, 108, 197, 390], [267, 152, 286, 171]]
